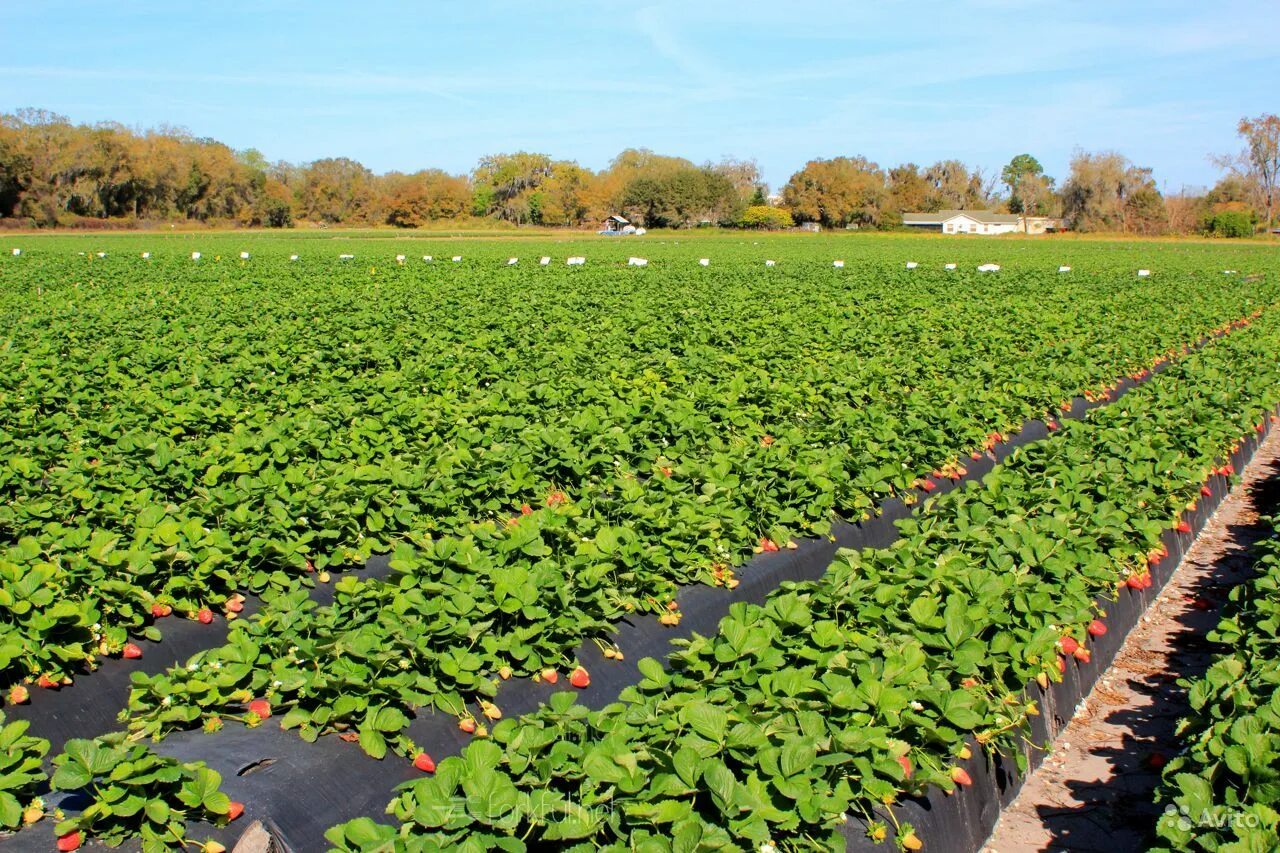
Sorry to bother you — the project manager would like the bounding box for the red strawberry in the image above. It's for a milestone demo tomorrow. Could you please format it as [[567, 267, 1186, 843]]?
[[1047, 420, 1059, 431], [57, 831, 81, 852], [570, 666, 590, 689], [541, 668, 559, 685], [951, 767, 972, 786], [760, 538, 779, 552], [971, 451, 983, 460], [520, 504, 533, 516], [37, 675, 58, 690], [1073, 647, 1091, 664], [413, 752, 436, 773], [1057, 656, 1066, 674], [122, 643, 142, 659], [8, 684, 30, 704], [546, 491, 567, 507], [1058, 636, 1079, 655], [459, 718, 477, 734], [1224, 463, 1236, 475], [921, 480, 937, 493], [227, 801, 245, 821], [1088, 619, 1107, 637], [247, 699, 271, 720], [1126, 575, 1145, 590], [226, 596, 244, 614], [1146, 752, 1168, 770], [151, 603, 171, 618], [1200, 485, 1212, 498], [1176, 521, 1192, 534], [197, 608, 214, 624], [897, 755, 913, 778]]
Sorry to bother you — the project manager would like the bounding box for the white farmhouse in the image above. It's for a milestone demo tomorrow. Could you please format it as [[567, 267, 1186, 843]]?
[[903, 210, 1061, 235]]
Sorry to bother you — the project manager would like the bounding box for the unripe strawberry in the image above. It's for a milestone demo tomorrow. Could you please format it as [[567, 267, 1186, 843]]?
[[951, 767, 972, 786], [459, 718, 477, 734], [902, 831, 923, 851], [8, 684, 30, 704], [540, 668, 558, 684]]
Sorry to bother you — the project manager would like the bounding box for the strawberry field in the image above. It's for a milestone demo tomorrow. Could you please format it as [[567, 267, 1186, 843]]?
[[1, 233, 1279, 851]]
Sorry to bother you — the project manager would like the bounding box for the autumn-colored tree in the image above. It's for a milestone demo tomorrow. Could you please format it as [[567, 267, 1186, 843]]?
[[923, 160, 992, 210], [1235, 114, 1279, 226], [383, 170, 471, 227], [782, 157, 890, 229], [1060, 150, 1167, 234], [887, 163, 929, 213]]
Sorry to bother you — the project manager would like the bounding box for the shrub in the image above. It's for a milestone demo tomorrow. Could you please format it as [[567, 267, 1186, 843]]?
[[1203, 210, 1256, 238], [739, 205, 794, 229]]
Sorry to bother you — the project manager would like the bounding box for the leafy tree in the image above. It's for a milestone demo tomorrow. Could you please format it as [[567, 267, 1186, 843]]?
[[923, 160, 991, 210], [1001, 154, 1055, 216], [1235, 114, 1279, 226], [887, 163, 929, 214], [1061, 150, 1165, 233], [385, 170, 472, 227], [294, 157, 376, 224], [782, 157, 890, 229]]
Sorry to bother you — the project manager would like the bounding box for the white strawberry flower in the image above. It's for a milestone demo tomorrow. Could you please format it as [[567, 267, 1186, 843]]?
[[161, 696, 173, 707], [272, 680, 283, 688], [909, 700, 924, 711], [760, 844, 778, 853], [187, 662, 200, 672], [210, 661, 221, 670]]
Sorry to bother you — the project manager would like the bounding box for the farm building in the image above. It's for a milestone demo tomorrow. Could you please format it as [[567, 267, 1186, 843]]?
[[903, 210, 1061, 235], [601, 214, 631, 233]]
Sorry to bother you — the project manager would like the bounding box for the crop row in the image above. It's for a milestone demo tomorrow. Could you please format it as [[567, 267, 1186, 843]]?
[[95, 273, 1267, 747], [1, 257, 1272, 692], [320, 306, 1280, 851], [1151, 511, 1280, 850]]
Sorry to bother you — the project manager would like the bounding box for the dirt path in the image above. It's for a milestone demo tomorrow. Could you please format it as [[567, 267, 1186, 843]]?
[[983, 427, 1280, 853]]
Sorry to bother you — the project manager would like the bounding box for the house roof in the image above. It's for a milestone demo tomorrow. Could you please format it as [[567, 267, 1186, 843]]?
[[902, 210, 1022, 225], [605, 214, 630, 223]]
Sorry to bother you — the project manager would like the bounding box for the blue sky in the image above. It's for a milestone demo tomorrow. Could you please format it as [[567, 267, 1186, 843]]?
[[3, 0, 1277, 193]]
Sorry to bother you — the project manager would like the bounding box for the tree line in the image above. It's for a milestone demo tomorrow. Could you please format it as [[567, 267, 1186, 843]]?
[[1, 108, 1275, 235]]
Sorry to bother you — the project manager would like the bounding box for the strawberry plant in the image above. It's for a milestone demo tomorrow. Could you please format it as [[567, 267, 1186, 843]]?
[[0, 711, 49, 829], [1151, 513, 1280, 851], [50, 734, 238, 852]]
